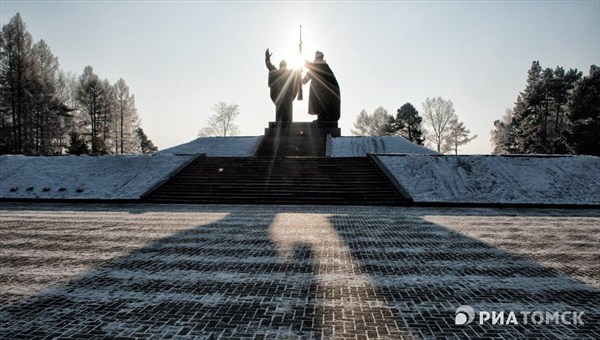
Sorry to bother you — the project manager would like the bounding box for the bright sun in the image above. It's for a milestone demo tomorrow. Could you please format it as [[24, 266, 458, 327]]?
[[292, 54, 305, 71]]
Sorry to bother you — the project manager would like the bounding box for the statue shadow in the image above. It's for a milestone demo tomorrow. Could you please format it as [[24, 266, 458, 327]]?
[[1, 207, 277, 337], [0, 204, 598, 338], [326, 207, 599, 338]]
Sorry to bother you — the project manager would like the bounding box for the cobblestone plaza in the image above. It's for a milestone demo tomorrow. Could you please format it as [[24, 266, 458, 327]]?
[[0, 203, 598, 338]]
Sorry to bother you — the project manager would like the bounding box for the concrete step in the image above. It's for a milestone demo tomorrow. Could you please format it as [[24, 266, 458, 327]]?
[[144, 157, 406, 205]]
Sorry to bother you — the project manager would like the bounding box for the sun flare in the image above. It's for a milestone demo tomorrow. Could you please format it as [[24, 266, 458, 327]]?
[[292, 54, 305, 71]]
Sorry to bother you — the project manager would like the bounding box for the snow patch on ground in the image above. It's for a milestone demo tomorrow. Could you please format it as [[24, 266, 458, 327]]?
[[378, 154, 600, 205], [159, 136, 261, 156], [330, 136, 438, 157], [0, 154, 192, 199]]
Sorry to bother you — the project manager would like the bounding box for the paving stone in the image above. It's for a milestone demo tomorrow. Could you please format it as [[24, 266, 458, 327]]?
[[0, 203, 598, 338]]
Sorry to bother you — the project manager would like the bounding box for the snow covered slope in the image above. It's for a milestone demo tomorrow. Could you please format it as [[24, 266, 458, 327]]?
[[0, 154, 192, 200], [2, 139, 598, 205], [330, 136, 438, 157], [159, 136, 261, 156], [159, 135, 432, 157], [377, 154, 600, 205]]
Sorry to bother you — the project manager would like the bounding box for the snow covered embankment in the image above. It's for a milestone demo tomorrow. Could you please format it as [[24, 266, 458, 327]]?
[[159, 136, 262, 156], [378, 154, 600, 205], [330, 136, 439, 157], [0, 154, 193, 200]]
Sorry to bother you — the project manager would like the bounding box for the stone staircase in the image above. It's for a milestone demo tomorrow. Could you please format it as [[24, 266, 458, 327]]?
[[144, 156, 408, 206]]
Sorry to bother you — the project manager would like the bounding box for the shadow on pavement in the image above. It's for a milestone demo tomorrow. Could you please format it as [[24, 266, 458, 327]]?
[[328, 209, 599, 338], [0, 204, 598, 338]]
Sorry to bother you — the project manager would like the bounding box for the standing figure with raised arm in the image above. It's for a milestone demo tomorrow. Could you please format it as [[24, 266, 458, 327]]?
[[265, 49, 301, 122], [303, 50, 341, 123]]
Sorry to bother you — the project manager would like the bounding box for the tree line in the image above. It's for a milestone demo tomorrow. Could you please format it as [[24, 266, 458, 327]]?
[[0, 13, 157, 156], [491, 61, 599, 156], [352, 98, 476, 154]]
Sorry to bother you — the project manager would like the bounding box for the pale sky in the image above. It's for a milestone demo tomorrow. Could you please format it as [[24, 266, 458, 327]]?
[[1, 1, 599, 153]]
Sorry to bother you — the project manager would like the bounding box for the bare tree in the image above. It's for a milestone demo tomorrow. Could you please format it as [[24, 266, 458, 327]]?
[[76, 66, 104, 154], [114, 78, 139, 153], [351, 109, 371, 135], [98, 78, 115, 154], [198, 101, 240, 137], [30, 39, 68, 155], [55, 70, 79, 153], [442, 117, 477, 155], [351, 107, 393, 136], [422, 97, 456, 152], [56, 70, 78, 110]]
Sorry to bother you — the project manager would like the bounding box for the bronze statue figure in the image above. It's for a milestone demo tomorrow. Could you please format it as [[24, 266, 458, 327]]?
[[303, 51, 340, 123], [265, 49, 301, 122]]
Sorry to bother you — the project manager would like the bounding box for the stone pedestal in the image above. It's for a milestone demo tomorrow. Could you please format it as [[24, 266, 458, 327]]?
[[255, 121, 341, 157]]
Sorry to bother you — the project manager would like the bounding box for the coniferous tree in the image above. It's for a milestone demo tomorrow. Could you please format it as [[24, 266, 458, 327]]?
[[493, 61, 585, 154], [490, 108, 517, 154], [135, 127, 158, 154], [387, 103, 424, 144], [548, 67, 581, 153], [567, 65, 600, 156], [512, 61, 544, 153], [67, 131, 89, 155], [0, 13, 37, 154]]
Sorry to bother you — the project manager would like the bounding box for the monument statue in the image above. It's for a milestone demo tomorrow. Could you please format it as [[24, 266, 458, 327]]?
[[257, 47, 341, 157], [302, 50, 341, 123], [265, 49, 301, 122]]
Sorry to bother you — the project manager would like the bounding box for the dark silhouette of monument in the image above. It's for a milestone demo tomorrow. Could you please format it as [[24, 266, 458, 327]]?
[[257, 48, 340, 157], [303, 50, 341, 123], [265, 49, 301, 122]]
